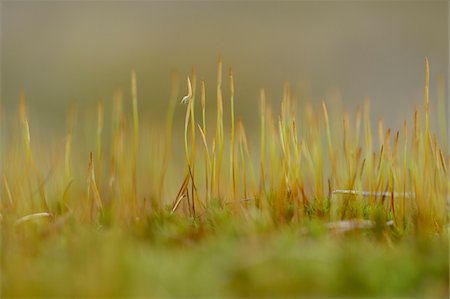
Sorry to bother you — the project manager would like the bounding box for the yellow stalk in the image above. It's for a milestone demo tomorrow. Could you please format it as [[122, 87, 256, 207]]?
[[384, 128, 391, 155], [87, 152, 103, 219], [437, 76, 447, 150], [238, 136, 247, 199], [190, 68, 197, 215], [201, 80, 207, 135], [278, 117, 289, 195], [158, 72, 179, 203], [278, 118, 286, 163], [322, 101, 333, 157], [64, 105, 76, 181], [200, 80, 209, 203], [19, 93, 31, 164], [342, 112, 351, 189], [198, 124, 211, 203], [19, 92, 48, 211], [424, 57, 430, 158], [211, 140, 216, 200], [393, 130, 400, 159], [184, 103, 191, 168], [355, 105, 361, 146], [439, 149, 447, 174], [96, 99, 104, 184], [291, 119, 303, 190], [322, 101, 335, 189], [215, 57, 224, 198], [267, 107, 278, 192], [64, 133, 72, 182], [182, 74, 198, 216], [229, 68, 236, 200], [2, 175, 13, 206], [378, 119, 384, 149], [110, 91, 123, 191], [242, 128, 257, 199], [414, 108, 419, 145], [363, 98, 373, 193], [237, 120, 246, 199], [259, 89, 266, 196], [131, 70, 139, 150], [402, 120, 408, 225], [131, 70, 139, 202]]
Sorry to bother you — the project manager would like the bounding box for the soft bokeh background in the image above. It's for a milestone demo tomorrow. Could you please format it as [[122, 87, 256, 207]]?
[[1, 1, 448, 134]]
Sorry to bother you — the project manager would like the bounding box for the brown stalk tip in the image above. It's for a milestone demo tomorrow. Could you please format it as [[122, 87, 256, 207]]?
[[131, 69, 137, 96], [200, 80, 206, 109], [88, 152, 94, 170]]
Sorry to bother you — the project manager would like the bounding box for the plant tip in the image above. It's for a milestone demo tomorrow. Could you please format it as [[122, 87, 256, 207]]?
[[181, 76, 193, 104]]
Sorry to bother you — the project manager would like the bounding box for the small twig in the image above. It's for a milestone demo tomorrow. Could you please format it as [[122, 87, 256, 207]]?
[[334, 189, 450, 206], [224, 198, 254, 205], [300, 219, 394, 235], [171, 194, 186, 215], [326, 219, 394, 232], [171, 173, 189, 213], [332, 189, 415, 199], [15, 212, 53, 226]]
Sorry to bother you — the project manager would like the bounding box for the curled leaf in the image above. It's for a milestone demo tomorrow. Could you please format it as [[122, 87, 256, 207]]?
[[180, 76, 192, 104]]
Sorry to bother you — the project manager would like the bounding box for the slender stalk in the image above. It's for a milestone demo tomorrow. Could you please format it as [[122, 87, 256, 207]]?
[[259, 89, 266, 198], [200, 80, 210, 203], [215, 57, 224, 199], [65, 105, 76, 181], [229, 68, 236, 200], [96, 99, 104, 185], [158, 72, 179, 204], [424, 57, 430, 159], [189, 68, 197, 216], [131, 70, 139, 204]]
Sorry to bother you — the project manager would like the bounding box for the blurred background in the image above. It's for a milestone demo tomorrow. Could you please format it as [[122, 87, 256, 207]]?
[[1, 1, 448, 135]]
